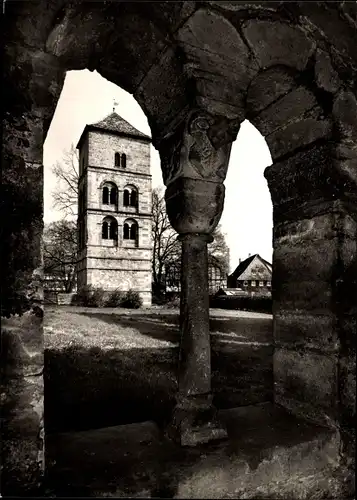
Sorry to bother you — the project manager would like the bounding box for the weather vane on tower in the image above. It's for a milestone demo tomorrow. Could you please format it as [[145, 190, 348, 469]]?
[[113, 99, 119, 113]]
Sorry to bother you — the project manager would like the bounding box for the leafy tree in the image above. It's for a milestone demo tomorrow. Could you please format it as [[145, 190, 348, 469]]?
[[43, 220, 78, 293], [208, 225, 230, 275], [52, 144, 79, 218]]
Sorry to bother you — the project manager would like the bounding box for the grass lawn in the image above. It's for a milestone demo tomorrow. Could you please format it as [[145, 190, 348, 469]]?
[[44, 305, 272, 349], [44, 306, 273, 433]]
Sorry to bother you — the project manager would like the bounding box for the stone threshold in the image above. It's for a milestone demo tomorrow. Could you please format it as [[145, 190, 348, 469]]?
[[44, 402, 349, 498]]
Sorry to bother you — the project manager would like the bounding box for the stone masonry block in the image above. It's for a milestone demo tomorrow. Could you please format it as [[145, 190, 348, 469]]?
[[177, 7, 258, 103], [242, 20, 315, 71], [273, 237, 338, 284], [1, 374, 44, 495], [87, 269, 151, 294], [1, 374, 43, 435], [134, 46, 188, 135], [333, 90, 357, 141], [266, 117, 332, 161], [274, 312, 338, 353], [274, 279, 333, 314], [265, 142, 337, 211], [253, 86, 318, 137], [314, 49, 341, 94], [273, 212, 357, 246], [274, 348, 338, 427], [246, 67, 296, 116], [338, 354, 356, 432], [1, 312, 43, 377], [339, 316, 357, 355]]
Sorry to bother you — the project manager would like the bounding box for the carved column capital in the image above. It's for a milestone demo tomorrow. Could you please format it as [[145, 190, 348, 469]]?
[[160, 108, 240, 187], [160, 108, 239, 234]]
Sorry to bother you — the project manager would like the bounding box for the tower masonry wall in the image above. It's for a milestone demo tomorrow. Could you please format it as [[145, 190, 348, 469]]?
[[88, 131, 150, 175], [77, 125, 153, 306], [86, 169, 152, 214], [84, 213, 151, 247]]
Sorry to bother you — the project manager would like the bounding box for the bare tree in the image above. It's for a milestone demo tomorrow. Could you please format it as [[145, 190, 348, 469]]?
[[152, 187, 180, 295], [152, 188, 230, 296], [52, 144, 79, 218], [43, 220, 78, 293]]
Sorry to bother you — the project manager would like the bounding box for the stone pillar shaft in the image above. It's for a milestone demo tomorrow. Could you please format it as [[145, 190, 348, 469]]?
[[168, 233, 227, 446], [178, 233, 213, 399]]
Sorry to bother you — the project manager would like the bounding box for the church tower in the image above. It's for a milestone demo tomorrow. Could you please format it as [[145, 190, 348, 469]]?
[[76, 112, 152, 306]]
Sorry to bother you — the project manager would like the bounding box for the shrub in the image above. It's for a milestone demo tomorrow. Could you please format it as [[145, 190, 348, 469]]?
[[165, 295, 180, 309], [106, 289, 125, 308], [210, 294, 272, 314], [76, 285, 92, 307], [91, 287, 107, 308], [121, 289, 142, 309], [76, 285, 106, 308]]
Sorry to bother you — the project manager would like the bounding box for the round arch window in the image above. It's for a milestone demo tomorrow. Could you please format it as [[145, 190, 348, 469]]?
[[102, 216, 118, 241], [123, 219, 139, 246], [102, 182, 118, 205], [123, 185, 138, 208]]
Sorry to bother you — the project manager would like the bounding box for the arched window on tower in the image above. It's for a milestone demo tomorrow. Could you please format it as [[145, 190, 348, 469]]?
[[114, 152, 126, 168], [123, 189, 130, 207], [110, 186, 117, 205], [102, 186, 109, 204], [130, 222, 137, 240], [123, 219, 138, 247], [123, 222, 130, 239], [102, 182, 117, 206], [130, 189, 137, 207], [123, 185, 138, 208], [102, 216, 118, 242], [109, 219, 117, 240], [102, 220, 109, 239]]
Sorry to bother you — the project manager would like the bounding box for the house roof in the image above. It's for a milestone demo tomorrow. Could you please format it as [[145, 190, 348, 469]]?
[[76, 112, 151, 149], [216, 288, 247, 296], [229, 254, 272, 280]]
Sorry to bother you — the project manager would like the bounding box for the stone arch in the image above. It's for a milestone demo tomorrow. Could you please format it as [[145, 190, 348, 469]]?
[[161, 6, 357, 465]]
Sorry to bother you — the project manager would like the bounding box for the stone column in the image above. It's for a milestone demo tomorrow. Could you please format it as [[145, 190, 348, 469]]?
[[159, 110, 238, 446]]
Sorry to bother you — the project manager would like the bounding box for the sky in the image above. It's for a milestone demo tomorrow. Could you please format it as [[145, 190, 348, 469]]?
[[44, 69, 273, 273]]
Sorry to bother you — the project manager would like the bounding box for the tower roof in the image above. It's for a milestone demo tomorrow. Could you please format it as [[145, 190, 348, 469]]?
[[76, 112, 151, 149]]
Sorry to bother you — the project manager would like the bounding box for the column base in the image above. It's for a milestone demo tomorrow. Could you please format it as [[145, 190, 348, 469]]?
[[166, 394, 228, 447]]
